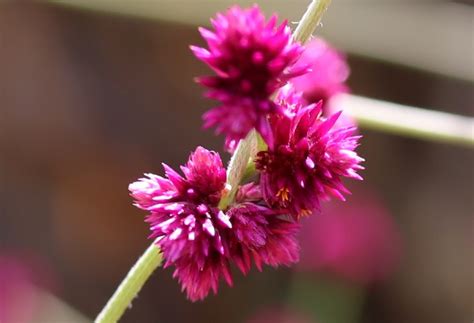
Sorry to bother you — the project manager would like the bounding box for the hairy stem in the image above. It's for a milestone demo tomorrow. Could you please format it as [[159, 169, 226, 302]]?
[[293, 0, 332, 43], [95, 242, 162, 323]]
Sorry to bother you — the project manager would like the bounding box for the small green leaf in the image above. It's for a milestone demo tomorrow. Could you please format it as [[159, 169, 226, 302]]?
[[218, 130, 258, 210], [256, 132, 268, 152]]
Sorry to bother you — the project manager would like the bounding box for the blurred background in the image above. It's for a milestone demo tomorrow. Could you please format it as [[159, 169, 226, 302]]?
[[0, 1, 472, 322]]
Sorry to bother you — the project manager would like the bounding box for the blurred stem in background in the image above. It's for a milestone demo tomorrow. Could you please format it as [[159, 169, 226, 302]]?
[[336, 94, 474, 148], [95, 1, 331, 322]]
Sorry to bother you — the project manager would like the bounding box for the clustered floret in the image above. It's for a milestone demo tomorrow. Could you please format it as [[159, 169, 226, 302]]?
[[191, 5, 306, 151], [129, 147, 299, 301], [129, 5, 363, 301]]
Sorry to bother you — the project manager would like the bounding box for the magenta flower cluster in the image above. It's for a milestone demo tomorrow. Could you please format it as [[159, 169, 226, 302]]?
[[130, 148, 298, 300], [191, 5, 306, 151], [129, 5, 363, 301], [290, 38, 350, 110]]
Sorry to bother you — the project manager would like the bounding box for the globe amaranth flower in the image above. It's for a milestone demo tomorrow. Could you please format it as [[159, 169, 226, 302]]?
[[191, 5, 306, 151], [1, 252, 57, 323], [290, 38, 355, 129], [130, 147, 300, 301], [227, 202, 299, 275], [255, 86, 364, 218], [129, 147, 231, 301], [298, 189, 401, 285], [290, 38, 349, 110]]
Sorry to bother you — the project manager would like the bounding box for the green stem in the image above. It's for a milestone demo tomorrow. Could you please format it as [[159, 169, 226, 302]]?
[[293, 0, 332, 43], [95, 242, 162, 323], [95, 1, 332, 322], [337, 94, 474, 147]]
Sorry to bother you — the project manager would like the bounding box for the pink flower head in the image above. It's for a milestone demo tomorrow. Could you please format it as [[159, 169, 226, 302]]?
[[290, 38, 349, 109], [0, 252, 57, 323], [298, 190, 401, 285], [130, 147, 300, 301], [129, 147, 231, 301], [228, 202, 299, 274], [290, 38, 354, 129], [191, 5, 306, 151], [1, 257, 37, 323], [255, 86, 364, 218]]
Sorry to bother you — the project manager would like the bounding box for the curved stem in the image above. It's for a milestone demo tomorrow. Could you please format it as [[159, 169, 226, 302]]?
[[95, 242, 162, 323]]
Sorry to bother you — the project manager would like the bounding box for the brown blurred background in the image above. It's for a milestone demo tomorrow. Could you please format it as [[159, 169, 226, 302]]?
[[0, 1, 472, 322]]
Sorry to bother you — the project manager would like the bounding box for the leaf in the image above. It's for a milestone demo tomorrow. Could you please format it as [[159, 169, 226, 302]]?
[[218, 129, 258, 209], [241, 131, 268, 183]]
